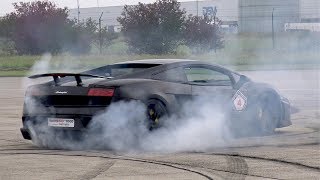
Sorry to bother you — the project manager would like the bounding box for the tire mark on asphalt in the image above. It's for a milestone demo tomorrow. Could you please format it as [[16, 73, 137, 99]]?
[[0, 151, 214, 180], [1, 149, 318, 179], [131, 155, 278, 180], [220, 142, 320, 150], [0, 150, 268, 179], [78, 160, 116, 180], [225, 156, 248, 180], [207, 153, 320, 171]]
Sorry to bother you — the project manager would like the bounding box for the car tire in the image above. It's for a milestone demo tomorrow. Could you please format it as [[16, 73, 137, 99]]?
[[146, 99, 168, 130], [255, 94, 278, 135]]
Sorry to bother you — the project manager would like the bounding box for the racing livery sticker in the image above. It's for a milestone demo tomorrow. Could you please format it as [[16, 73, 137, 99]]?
[[232, 90, 247, 111]]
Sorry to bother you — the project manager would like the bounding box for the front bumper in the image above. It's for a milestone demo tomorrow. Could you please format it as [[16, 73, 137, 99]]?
[[279, 98, 291, 127]]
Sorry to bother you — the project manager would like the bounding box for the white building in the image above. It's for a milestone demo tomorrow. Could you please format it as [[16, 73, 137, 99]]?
[[69, 0, 320, 33], [300, 0, 320, 22], [69, 0, 239, 32]]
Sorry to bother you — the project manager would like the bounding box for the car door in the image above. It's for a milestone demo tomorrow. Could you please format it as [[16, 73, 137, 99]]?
[[183, 65, 237, 108]]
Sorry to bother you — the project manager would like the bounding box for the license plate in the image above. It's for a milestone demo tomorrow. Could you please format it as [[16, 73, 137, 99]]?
[[48, 118, 74, 128]]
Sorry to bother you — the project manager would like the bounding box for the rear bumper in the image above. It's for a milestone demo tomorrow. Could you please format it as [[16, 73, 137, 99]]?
[[21, 115, 93, 140]]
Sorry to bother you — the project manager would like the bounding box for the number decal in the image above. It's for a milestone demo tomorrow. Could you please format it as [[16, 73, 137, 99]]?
[[233, 91, 247, 111]]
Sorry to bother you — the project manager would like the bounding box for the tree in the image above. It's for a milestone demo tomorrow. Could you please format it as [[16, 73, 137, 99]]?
[[0, 14, 16, 39], [3, 1, 74, 54], [100, 28, 119, 47], [67, 18, 119, 54], [183, 15, 224, 53], [68, 18, 99, 54], [0, 14, 17, 55], [0, 1, 113, 55], [118, 0, 185, 54]]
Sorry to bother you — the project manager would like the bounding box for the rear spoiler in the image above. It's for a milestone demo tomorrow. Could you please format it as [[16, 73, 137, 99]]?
[[28, 73, 105, 86]]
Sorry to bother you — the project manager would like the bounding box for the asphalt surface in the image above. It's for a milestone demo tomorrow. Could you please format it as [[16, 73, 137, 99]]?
[[0, 69, 319, 179]]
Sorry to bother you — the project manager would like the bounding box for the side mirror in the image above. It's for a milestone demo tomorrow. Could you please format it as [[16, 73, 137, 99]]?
[[234, 75, 250, 89], [240, 75, 250, 81]]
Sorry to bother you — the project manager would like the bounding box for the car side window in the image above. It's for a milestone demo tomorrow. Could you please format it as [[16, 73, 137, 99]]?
[[152, 67, 186, 82], [184, 67, 232, 86]]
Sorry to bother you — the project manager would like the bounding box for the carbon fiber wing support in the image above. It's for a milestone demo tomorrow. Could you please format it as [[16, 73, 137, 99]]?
[[28, 73, 105, 86]]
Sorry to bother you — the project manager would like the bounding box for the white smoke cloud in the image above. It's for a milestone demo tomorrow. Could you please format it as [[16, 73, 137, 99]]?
[[25, 94, 234, 152], [140, 98, 231, 152], [22, 53, 52, 89], [85, 100, 149, 151]]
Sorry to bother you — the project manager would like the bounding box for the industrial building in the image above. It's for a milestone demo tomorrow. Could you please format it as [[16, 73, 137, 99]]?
[[300, 0, 320, 22], [69, 0, 238, 32], [69, 0, 320, 33], [238, 0, 300, 33]]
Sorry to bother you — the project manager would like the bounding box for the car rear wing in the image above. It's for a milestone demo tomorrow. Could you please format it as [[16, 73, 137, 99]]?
[[28, 73, 105, 86]]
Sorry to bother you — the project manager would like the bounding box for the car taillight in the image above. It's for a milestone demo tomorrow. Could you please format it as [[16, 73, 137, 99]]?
[[88, 88, 114, 97]]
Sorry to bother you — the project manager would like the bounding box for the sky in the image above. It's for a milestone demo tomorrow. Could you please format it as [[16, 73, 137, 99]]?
[[0, 0, 195, 16]]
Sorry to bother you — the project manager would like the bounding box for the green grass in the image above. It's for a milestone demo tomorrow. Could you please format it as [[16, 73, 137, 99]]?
[[0, 70, 29, 77], [0, 56, 39, 70]]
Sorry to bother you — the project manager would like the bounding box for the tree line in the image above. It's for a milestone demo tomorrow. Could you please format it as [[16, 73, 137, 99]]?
[[0, 0, 224, 55]]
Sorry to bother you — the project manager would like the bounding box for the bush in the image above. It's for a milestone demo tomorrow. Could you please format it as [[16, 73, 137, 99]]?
[[106, 42, 129, 55], [0, 39, 16, 56], [183, 16, 224, 53], [175, 45, 191, 57]]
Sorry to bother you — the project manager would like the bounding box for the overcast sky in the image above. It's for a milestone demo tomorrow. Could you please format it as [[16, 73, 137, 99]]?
[[0, 0, 195, 16]]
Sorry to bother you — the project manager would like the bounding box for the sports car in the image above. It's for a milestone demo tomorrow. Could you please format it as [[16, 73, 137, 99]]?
[[20, 59, 291, 140]]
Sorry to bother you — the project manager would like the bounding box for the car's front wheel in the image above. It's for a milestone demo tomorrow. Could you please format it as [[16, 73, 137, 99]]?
[[255, 94, 279, 135]]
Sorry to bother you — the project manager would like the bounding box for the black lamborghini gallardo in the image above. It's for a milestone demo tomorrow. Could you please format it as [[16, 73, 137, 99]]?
[[20, 59, 291, 140]]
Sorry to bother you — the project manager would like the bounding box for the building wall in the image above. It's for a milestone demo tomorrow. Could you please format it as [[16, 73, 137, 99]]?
[[69, 0, 318, 33], [239, 0, 300, 33], [69, 0, 239, 32], [300, 0, 320, 22], [180, 0, 238, 22]]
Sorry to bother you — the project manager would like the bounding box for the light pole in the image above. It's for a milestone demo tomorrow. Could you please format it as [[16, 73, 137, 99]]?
[[99, 12, 104, 54], [272, 8, 275, 49], [196, 0, 199, 17], [77, 0, 80, 22]]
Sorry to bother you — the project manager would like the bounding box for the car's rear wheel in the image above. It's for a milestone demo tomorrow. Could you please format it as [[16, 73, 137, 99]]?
[[146, 99, 168, 130]]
